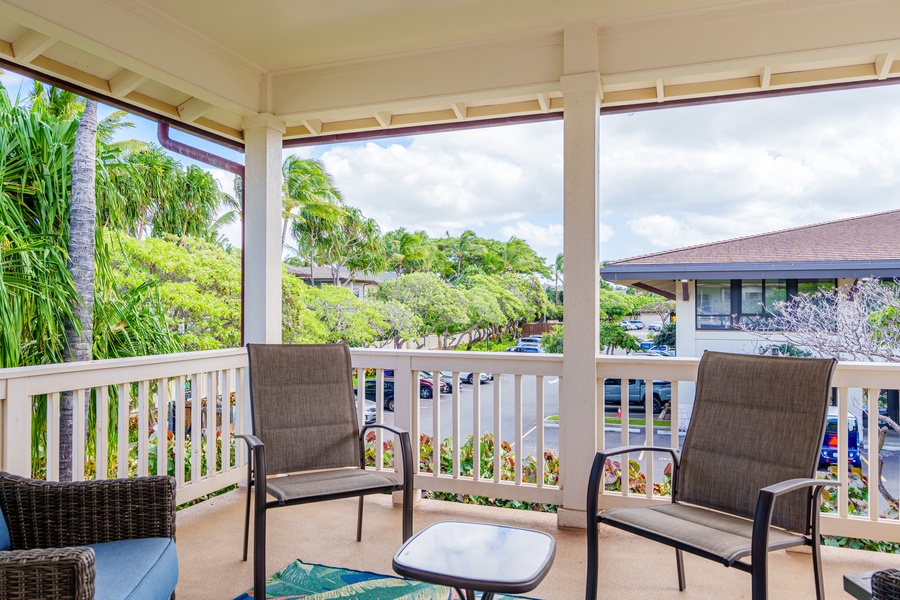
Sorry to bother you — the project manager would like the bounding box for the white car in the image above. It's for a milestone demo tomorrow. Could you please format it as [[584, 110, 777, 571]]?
[[461, 372, 494, 384]]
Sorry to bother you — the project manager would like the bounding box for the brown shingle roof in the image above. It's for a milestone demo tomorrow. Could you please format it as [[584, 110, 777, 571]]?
[[609, 209, 900, 266]]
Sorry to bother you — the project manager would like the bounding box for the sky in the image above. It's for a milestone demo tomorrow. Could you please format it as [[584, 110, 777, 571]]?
[[5, 69, 900, 266]]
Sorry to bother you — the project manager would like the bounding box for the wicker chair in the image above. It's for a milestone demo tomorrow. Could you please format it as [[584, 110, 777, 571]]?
[[586, 351, 837, 600], [874, 569, 900, 600], [0, 472, 177, 600], [241, 342, 414, 596]]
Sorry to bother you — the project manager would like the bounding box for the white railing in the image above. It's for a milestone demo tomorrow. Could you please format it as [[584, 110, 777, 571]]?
[[350, 349, 564, 506], [0, 349, 248, 505], [2, 347, 900, 544]]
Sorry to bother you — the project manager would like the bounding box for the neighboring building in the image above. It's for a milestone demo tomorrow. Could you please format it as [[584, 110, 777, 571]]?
[[603, 209, 900, 359], [603, 209, 900, 427], [284, 265, 383, 298]]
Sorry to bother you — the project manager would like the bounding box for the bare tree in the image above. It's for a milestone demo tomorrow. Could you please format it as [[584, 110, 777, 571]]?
[[752, 277, 900, 508]]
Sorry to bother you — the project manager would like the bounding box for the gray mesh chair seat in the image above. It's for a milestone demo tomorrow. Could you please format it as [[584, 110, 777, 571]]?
[[586, 351, 837, 600], [240, 342, 414, 596], [600, 503, 806, 566], [265, 468, 402, 503]]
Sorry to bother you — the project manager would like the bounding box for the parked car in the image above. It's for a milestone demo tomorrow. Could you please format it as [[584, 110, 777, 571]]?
[[619, 321, 638, 330], [419, 371, 453, 395], [627, 320, 645, 330], [505, 346, 544, 353], [358, 379, 395, 411], [517, 336, 543, 346], [820, 407, 861, 467], [461, 372, 494, 384], [647, 323, 661, 333], [355, 399, 376, 425], [602, 378, 670, 414]]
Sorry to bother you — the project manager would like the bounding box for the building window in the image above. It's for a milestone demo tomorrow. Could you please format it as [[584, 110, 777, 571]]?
[[696, 279, 834, 330]]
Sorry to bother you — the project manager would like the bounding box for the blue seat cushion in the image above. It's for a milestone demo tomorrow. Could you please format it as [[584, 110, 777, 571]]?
[[0, 506, 9, 551], [84, 538, 177, 600]]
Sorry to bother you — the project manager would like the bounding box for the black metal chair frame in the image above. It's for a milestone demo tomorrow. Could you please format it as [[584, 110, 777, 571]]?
[[585, 351, 838, 600], [238, 343, 414, 596]]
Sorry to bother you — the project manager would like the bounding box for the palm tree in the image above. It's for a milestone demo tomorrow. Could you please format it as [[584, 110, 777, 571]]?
[[552, 252, 563, 304], [281, 156, 342, 249], [59, 99, 98, 482], [318, 206, 383, 285], [446, 229, 481, 281], [383, 228, 427, 276]]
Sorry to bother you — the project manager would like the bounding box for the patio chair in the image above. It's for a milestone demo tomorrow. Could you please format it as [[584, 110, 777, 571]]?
[[873, 569, 900, 599], [241, 342, 414, 596], [0, 472, 177, 600], [586, 350, 837, 600]]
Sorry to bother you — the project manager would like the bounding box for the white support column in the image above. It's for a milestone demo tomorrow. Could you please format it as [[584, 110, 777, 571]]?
[[557, 24, 602, 527], [242, 114, 285, 345]]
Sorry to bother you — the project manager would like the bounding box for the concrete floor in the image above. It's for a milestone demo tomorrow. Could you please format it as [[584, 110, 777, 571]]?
[[175, 489, 900, 599]]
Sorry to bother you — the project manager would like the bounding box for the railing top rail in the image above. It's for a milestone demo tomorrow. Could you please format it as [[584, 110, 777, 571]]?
[[0, 348, 248, 398]]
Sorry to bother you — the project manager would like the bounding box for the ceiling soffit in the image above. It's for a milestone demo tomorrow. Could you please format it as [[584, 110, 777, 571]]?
[[0, 0, 897, 147]]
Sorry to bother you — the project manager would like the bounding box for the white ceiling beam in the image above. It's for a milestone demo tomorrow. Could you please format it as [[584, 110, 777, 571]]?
[[374, 111, 392, 127], [537, 93, 551, 113], [760, 65, 772, 88], [300, 119, 322, 134], [12, 29, 54, 64], [450, 102, 466, 120], [875, 52, 895, 80], [176, 97, 213, 122], [108, 69, 147, 97]]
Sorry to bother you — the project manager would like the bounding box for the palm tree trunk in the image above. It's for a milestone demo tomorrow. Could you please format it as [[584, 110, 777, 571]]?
[[61, 99, 97, 482]]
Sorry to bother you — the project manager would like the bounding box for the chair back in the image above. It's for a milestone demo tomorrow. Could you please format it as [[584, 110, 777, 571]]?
[[247, 343, 361, 475], [678, 351, 836, 533]]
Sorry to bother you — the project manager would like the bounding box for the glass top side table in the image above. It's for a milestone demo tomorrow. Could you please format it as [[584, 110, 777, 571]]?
[[392, 520, 556, 600]]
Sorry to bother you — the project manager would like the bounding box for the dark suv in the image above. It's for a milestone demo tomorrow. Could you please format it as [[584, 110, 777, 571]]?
[[602, 378, 671, 414], [357, 374, 450, 411]]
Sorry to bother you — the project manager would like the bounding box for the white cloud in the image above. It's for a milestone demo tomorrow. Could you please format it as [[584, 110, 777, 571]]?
[[306, 121, 563, 260]]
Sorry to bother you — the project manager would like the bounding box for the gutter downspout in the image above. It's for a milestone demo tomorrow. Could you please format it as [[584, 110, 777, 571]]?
[[157, 122, 247, 345]]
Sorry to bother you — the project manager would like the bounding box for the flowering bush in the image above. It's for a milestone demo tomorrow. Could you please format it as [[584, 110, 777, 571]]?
[[365, 432, 559, 512]]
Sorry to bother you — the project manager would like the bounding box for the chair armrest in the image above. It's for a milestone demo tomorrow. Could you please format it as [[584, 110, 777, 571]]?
[[0, 472, 175, 549], [596, 445, 681, 463], [0, 546, 95, 599], [236, 433, 263, 449], [360, 423, 409, 439], [750, 477, 839, 568], [359, 424, 413, 490]]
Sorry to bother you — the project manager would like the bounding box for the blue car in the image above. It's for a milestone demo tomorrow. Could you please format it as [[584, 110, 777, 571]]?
[[820, 407, 861, 468]]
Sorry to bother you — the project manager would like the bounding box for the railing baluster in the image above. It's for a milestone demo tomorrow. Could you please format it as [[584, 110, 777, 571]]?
[[431, 370, 440, 476], [46, 392, 60, 481], [472, 375, 481, 481], [191, 372, 201, 483], [493, 375, 502, 483], [452, 372, 460, 479], [374, 369, 383, 472], [73, 388, 86, 481], [620, 378, 629, 496], [175, 375, 186, 487], [514, 374, 523, 485], [866, 387, 880, 522], [157, 378, 169, 477], [222, 369, 233, 471], [206, 371, 218, 478], [838, 387, 849, 519], [117, 383, 128, 479], [536, 375, 545, 488], [138, 380, 149, 477], [645, 381, 654, 500], [96, 386, 109, 480]]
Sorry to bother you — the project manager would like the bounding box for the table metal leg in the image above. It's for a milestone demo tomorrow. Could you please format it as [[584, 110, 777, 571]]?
[[453, 588, 493, 600]]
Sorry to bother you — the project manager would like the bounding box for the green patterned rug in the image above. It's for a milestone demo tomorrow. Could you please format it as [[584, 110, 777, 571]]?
[[234, 559, 532, 599]]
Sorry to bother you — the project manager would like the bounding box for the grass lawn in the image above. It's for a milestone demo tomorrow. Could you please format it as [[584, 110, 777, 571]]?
[[544, 415, 670, 428]]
